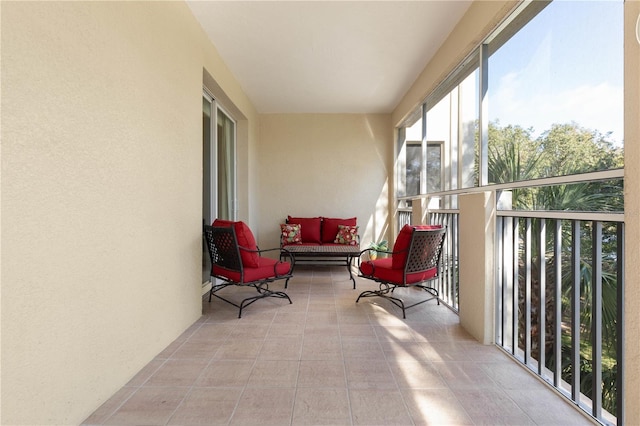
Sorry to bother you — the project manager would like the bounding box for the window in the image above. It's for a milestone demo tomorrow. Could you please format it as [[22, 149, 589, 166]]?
[[397, 0, 623, 209], [487, 0, 623, 184], [397, 58, 478, 213]]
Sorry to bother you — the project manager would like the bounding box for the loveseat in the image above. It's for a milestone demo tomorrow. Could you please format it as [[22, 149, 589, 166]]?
[[279, 216, 360, 288]]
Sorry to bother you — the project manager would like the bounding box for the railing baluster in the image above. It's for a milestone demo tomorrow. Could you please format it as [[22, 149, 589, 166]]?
[[512, 217, 520, 356], [539, 218, 546, 376], [502, 217, 513, 350], [503, 217, 513, 351], [591, 221, 602, 418], [525, 218, 532, 365], [496, 216, 503, 346], [616, 222, 625, 425], [571, 220, 581, 403], [554, 219, 562, 387]]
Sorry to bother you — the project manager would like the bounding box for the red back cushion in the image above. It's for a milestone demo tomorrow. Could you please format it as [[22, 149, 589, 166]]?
[[391, 224, 442, 269], [287, 216, 322, 244], [322, 217, 357, 244], [212, 219, 260, 267]]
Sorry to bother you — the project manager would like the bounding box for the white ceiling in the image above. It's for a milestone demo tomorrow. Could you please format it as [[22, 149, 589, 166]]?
[[187, 1, 472, 114]]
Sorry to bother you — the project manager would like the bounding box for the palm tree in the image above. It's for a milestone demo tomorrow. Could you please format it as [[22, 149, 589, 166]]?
[[487, 121, 623, 414]]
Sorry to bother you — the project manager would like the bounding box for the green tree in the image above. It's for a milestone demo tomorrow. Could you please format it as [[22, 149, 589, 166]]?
[[487, 120, 623, 414]]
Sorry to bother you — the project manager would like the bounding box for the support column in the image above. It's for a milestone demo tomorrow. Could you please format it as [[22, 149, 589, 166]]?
[[458, 191, 496, 344], [411, 198, 428, 225], [623, 1, 640, 424]]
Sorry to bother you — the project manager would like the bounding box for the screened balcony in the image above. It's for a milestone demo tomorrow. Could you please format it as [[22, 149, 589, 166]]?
[[400, 169, 625, 425]]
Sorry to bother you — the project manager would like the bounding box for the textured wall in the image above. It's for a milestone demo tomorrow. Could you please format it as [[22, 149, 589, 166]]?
[[624, 1, 640, 424], [256, 114, 393, 251], [0, 2, 254, 424]]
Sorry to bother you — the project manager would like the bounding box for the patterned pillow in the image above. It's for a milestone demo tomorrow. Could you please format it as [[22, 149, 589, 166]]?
[[281, 223, 302, 245], [334, 224, 359, 246]]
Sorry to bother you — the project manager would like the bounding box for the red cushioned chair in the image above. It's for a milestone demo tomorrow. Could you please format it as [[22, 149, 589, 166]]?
[[203, 220, 293, 318], [356, 225, 446, 319]]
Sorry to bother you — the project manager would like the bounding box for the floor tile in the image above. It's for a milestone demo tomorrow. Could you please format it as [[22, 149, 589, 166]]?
[[84, 269, 595, 426], [301, 337, 342, 360], [349, 388, 413, 425], [167, 387, 243, 425], [229, 388, 295, 425], [103, 387, 188, 425], [451, 387, 524, 418], [341, 339, 385, 359], [433, 361, 498, 389], [292, 388, 351, 425], [169, 340, 221, 360], [213, 339, 264, 359], [125, 359, 164, 387], [246, 359, 299, 388], [82, 387, 136, 425], [388, 359, 447, 389], [258, 336, 303, 360], [401, 388, 474, 425], [297, 360, 347, 388], [195, 359, 254, 387], [144, 358, 209, 387], [345, 359, 397, 389], [508, 388, 594, 425]]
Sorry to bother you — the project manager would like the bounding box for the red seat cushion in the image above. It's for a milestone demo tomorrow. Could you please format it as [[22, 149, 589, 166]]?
[[360, 257, 437, 286], [391, 224, 442, 269], [213, 257, 291, 283], [321, 217, 357, 244], [212, 219, 260, 268], [360, 257, 393, 276], [288, 216, 322, 244]]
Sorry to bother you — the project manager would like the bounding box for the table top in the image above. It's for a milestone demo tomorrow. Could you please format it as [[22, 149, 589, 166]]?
[[282, 244, 360, 254]]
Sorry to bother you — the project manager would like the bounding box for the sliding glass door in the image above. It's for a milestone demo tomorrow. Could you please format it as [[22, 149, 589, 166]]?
[[202, 91, 236, 283]]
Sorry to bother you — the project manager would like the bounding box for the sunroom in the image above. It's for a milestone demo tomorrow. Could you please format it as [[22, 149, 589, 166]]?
[[2, 1, 639, 425]]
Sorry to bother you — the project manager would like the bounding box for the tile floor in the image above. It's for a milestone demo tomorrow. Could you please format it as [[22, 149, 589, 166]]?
[[83, 266, 594, 425]]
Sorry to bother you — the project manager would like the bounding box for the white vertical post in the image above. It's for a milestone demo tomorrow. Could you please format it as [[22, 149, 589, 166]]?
[[459, 191, 496, 344], [411, 198, 428, 225]]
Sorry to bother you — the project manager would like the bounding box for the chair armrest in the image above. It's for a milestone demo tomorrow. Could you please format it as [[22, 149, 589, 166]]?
[[239, 245, 284, 256], [357, 247, 405, 258], [239, 245, 295, 275], [356, 247, 408, 268]]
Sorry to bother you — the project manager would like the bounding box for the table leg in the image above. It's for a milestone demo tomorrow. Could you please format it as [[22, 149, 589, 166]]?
[[347, 255, 356, 289]]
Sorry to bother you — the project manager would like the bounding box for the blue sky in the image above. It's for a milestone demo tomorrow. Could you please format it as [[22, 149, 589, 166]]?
[[488, 0, 624, 146]]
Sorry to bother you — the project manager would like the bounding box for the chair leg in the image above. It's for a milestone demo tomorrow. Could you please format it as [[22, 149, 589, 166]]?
[[356, 282, 439, 319], [237, 283, 292, 318], [209, 281, 292, 318], [416, 284, 440, 305]]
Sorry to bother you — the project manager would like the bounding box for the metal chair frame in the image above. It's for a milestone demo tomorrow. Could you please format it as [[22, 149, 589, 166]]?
[[203, 224, 293, 318], [356, 227, 446, 319]]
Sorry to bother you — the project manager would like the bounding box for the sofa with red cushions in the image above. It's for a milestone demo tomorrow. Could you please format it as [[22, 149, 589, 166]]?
[[279, 216, 360, 288]]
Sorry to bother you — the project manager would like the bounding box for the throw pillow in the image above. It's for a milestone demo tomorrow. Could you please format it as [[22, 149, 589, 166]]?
[[287, 216, 322, 243], [280, 223, 302, 245], [334, 224, 359, 245], [322, 217, 357, 243]]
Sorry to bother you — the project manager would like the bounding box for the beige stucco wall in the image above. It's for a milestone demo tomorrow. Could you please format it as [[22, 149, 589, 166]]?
[[256, 114, 393, 251], [624, 1, 640, 424], [1, 1, 257, 424]]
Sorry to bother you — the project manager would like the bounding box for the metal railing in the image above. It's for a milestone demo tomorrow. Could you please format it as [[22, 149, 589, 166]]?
[[397, 169, 625, 425], [496, 212, 623, 425]]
